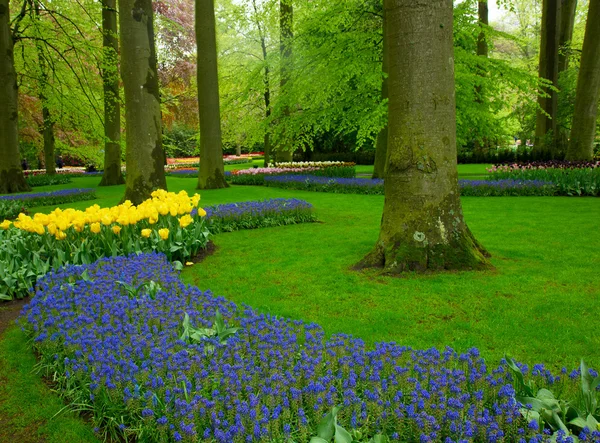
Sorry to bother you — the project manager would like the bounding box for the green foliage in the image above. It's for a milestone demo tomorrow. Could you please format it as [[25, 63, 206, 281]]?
[[0, 200, 27, 220], [180, 310, 240, 355], [163, 124, 198, 158], [26, 174, 72, 187]]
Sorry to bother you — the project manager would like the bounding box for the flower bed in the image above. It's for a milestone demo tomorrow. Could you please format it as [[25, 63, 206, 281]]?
[[0, 190, 208, 300], [265, 175, 384, 194], [227, 164, 356, 186], [0, 188, 96, 207], [21, 253, 600, 442], [203, 198, 316, 233], [26, 174, 73, 187], [487, 162, 600, 196], [264, 176, 559, 197]]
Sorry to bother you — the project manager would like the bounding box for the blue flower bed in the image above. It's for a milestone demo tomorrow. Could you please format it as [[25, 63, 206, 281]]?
[[21, 253, 600, 443], [0, 188, 96, 207], [200, 198, 316, 233], [459, 180, 556, 196], [263, 176, 557, 197], [265, 175, 384, 194]]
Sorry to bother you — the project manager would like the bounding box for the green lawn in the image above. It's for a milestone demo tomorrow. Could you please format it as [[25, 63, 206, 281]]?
[[2, 171, 599, 440]]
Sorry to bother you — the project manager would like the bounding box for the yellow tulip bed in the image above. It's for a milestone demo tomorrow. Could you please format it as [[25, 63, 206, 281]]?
[[0, 190, 210, 301]]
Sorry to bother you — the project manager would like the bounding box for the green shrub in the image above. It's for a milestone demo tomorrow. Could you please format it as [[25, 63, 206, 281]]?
[[0, 201, 27, 220], [26, 174, 72, 187]]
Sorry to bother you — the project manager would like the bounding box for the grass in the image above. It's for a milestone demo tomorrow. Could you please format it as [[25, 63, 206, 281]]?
[[0, 326, 100, 443], [1, 168, 599, 440]]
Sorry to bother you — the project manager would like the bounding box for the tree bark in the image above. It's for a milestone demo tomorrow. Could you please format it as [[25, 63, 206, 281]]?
[[566, 0, 600, 161], [372, 7, 388, 180], [196, 0, 228, 189], [119, 0, 167, 204], [558, 0, 577, 73], [34, 1, 56, 175], [473, 0, 490, 159], [534, 0, 561, 158], [99, 0, 124, 186], [0, 0, 30, 194], [355, 0, 490, 274], [276, 0, 293, 163]]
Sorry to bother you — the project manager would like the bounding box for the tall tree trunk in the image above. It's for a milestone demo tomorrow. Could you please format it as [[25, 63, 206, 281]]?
[[558, 0, 577, 73], [34, 1, 56, 175], [99, 0, 124, 186], [196, 0, 228, 189], [0, 0, 30, 194], [372, 7, 388, 180], [252, 0, 272, 168], [473, 0, 490, 160], [276, 0, 293, 163], [566, 0, 600, 160], [356, 0, 490, 274], [556, 0, 577, 154], [534, 0, 561, 158], [118, 0, 167, 204]]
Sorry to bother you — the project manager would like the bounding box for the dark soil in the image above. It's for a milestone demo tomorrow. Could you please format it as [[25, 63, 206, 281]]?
[[0, 298, 27, 336], [188, 240, 217, 264]]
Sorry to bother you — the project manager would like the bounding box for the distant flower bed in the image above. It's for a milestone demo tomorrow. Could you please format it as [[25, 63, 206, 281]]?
[[0, 188, 96, 207], [459, 180, 556, 196], [203, 198, 316, 233], [21, 252, 600, 442], [26, 174, 73, 187], [166, 168, 197, 177], [227, 164, 356, 185], [265, 175, 384, 194], [23, 167, 86, 177], [488, 161, 600, 196], [273, 160, 355, 169]]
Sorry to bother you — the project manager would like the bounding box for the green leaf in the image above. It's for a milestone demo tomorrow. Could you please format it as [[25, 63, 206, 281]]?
[[334, 423, 352, 443], [309, 438, 329, 443], [316, 407, 338, 440], [172, 261, 183, 271], [0, 293, 12, 301]]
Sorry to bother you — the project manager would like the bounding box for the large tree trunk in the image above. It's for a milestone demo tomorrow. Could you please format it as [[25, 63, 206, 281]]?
[[356, 0, 490, 274], [372, 8, 388, 180], [34, 1, 56, 175], [276, 0, 293, 163], [119, 0, 167, 204], [566, 0, 600, 161], [196, 0, 228, 189], [0, 0, 30, 194], [99, 0, 124, 186], [534, 0, 561, 159]]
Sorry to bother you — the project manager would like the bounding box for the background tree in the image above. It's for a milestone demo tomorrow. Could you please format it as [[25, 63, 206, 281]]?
[[356, 0, 490, 274], [534, 0, 561, 158], [566, 0, 600, 160], [119, 0, 167, 204], [0, 0, 30, 193], [276, 0, 293, 162], [372, 7, 387, 180], [99, 0, 124, 186], [196, 0, 228, 189]]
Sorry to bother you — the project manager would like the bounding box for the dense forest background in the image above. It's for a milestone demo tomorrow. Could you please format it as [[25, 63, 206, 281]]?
[[8, 0, 597, 168]]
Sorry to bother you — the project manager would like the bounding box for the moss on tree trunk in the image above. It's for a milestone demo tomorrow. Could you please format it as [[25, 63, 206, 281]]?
[[566, 0, 600, 161], [0, 0, 31, 194], [196, 0, 228, 190], [99, 0, 124, 186], [119, 0, 167, 205], [275, 0, 294, 164], [356, 0, 491, 275]]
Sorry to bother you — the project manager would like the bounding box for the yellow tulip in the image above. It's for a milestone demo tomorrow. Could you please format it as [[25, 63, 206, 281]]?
[[0, 220, 11, 230], [179, 215, 193, 228], [101, 214, 113, 226], [185, 261, 194, 266], [148, 217, 157, 225], [90, 222, 101, 234], [141, 229, 151, 238], [158, 228, 169, 240], [47, 223, 57, 235], [196, 208, 207, 217], [34, 224, 45, 235], [112, 225, 122, 235], [55, 230, 67, 240]]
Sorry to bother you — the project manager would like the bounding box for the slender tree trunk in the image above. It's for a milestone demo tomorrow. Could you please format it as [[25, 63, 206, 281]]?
[[473, 0, 490, 160], [118, 0, 167, 204], [372, 8, 388, 180], [566, 0, 600, 160], [34, 1, 56, 175], [534, 0, 561, 158], [276, 0, 293, 163], [99, 0, 124, 186], [0, 0, 30, 193], [355, 0, 490, 274], [558, 0, 577, 73], [556, 0, 577, 153], [196, 0, 228, 189]]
